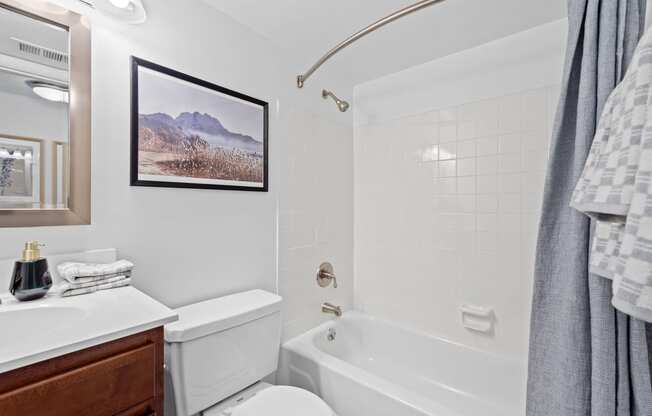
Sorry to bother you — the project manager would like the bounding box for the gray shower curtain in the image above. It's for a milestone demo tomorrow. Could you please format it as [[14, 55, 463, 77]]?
[[527, 1, 652, 415]]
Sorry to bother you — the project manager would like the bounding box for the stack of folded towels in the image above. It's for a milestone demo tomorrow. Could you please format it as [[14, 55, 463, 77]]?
[[55, 259, 134, 297]]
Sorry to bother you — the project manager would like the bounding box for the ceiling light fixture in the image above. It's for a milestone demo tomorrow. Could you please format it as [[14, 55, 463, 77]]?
[[27, 81, 69, 103], [94, 0, 147, 24], [108, 0, 131, 8]]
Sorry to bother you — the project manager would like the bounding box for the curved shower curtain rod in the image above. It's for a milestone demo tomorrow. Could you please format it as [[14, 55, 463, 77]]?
[[296, 0, 447, 88]]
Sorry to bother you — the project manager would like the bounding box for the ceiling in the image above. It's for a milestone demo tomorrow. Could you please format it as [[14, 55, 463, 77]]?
[[201, 0, 567, 87]]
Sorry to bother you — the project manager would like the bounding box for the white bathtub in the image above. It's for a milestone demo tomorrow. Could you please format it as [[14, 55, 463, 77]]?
[[278, 312, 525, 416]]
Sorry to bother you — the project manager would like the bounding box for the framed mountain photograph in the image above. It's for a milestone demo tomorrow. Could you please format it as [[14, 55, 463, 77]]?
[[130, 57, 268, 191]]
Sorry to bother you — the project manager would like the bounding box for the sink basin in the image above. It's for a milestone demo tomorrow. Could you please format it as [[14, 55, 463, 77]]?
[[0, 287, 177, 374], [0, 305, 87, 346]]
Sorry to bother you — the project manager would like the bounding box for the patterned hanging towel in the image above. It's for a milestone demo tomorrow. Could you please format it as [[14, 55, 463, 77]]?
[[571, 27, 652, 322]]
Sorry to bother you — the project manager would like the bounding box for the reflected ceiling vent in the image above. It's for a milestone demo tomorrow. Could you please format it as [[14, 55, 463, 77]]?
[[11, 37, 69, 68]]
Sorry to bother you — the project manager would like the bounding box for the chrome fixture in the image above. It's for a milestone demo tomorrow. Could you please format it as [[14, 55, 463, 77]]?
[[327, 328, 336, 341], [296, 0, 446, 88], [322, 90, 349, 113], [322, 302, 342, 317], [317, 262, 338, 288]]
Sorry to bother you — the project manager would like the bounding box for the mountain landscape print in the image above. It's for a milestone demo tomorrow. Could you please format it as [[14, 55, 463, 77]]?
[[132, 58, 268, 191]]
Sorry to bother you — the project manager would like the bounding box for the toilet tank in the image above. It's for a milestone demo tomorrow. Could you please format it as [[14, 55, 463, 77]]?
[[164, 290, 282, 416]]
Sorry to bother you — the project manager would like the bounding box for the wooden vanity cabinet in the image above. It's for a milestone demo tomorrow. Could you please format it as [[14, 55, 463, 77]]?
[[0, 327, 164, 416]]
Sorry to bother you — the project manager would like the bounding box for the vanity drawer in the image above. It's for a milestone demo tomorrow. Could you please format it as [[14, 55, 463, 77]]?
[[0, 342, 157, 416]]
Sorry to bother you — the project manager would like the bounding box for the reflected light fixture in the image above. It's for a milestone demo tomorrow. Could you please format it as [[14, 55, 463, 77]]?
[[27, 81, 69, 103], [29, 0, 69, 14]]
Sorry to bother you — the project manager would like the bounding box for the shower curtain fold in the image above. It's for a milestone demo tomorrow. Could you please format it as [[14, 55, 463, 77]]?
[[527, 1, 652, 415]]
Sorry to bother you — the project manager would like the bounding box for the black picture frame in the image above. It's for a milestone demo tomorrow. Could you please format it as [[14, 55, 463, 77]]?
[[130, 56, 269, 192]]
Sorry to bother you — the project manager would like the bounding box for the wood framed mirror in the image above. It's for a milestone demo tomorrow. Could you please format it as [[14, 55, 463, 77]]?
[[0, 0, 90, 227]]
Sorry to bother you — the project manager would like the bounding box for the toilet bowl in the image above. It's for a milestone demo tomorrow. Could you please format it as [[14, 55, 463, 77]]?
[[203, 382, 335, 416], [164, 289, 336, 416]]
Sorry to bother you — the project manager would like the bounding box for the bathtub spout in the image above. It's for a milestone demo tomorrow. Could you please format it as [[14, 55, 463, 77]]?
[[322, 302, 342, 317]]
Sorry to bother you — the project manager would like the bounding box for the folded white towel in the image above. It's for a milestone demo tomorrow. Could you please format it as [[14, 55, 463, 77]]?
[[571, 28, 652, 322], [56, 276, 131, 297], [64, 270, 132, 285], [57, 274, 128, 290], [57, 260, 134, 283]]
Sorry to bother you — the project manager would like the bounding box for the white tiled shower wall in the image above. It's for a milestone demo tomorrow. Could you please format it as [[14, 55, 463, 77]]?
[[355, 86, 558, 357], [354, 20, 567, 360], [279, 110, 354, 341]]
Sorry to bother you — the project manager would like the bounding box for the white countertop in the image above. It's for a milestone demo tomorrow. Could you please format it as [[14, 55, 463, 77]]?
[[0, 286, 178, 374]]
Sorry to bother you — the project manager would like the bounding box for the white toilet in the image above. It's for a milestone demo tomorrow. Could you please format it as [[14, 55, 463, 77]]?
[[164, 289, 336, 416]]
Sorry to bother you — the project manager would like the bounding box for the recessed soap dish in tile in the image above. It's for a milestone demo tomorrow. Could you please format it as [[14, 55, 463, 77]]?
[[460, 304, 495, 333]]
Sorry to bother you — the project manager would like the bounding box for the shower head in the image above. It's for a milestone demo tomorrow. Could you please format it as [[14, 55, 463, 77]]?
[[322, 89, 350, 112]]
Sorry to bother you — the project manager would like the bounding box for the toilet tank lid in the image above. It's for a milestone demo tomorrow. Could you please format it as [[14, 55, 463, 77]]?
[[164, 290, 282, 343]]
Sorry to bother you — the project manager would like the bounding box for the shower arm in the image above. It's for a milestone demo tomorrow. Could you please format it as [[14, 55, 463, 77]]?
[[296, 0, 446, 88]]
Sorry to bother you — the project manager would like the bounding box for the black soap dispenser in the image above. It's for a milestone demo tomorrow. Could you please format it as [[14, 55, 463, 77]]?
[[9, 241, 52, 301]]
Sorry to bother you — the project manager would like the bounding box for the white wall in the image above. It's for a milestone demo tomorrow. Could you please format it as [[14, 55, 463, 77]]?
[[353, 20, 567, 360], [0, 0, 355, 336]]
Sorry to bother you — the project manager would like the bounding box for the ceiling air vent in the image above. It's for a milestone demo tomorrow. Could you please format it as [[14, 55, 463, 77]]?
[[11, 37, 69, 67]]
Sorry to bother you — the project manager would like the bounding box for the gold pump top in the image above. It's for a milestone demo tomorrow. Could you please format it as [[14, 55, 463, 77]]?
[[22, 241, 43, 262]]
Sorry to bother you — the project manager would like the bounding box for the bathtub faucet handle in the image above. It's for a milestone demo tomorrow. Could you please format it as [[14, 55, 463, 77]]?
[[317, 262, 338, 288], [322, 271, 338, 288]]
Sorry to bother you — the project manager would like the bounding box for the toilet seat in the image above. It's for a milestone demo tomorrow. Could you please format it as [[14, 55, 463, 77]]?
[[229, 386, 335, 416]]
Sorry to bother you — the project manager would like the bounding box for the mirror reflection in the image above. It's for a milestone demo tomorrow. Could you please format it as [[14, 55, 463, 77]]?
[[0, 5, 69, 209]]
